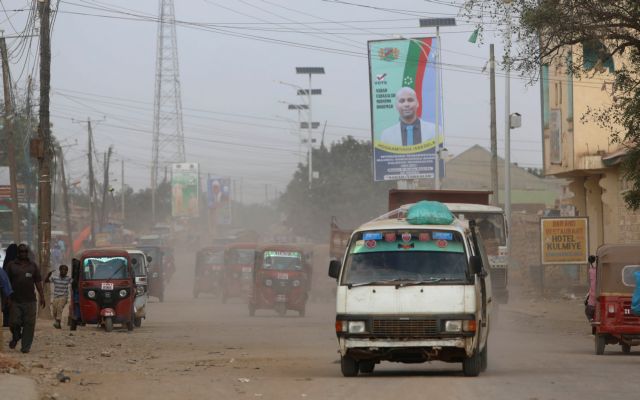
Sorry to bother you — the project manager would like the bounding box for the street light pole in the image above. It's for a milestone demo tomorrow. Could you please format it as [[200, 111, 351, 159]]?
[[419, 18, 456, 190]]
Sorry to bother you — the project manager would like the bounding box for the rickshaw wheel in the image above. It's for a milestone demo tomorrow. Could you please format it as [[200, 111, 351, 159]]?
[[275, 303, 287, 317], [595, 334, 606, 355], [621, 343, 631, 354], [104, 317, 113, 332]]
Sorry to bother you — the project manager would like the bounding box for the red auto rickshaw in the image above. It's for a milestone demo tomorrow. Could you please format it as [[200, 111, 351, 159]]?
[[592, 244, 640, 354], [193, 245, 226, 298], [249, 244, 310, 317], [77, 248, 136, 332], [221, 243, 256, 303]]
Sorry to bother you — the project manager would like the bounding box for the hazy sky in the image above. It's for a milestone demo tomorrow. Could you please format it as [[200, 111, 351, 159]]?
[[1, 0, 542, 203]]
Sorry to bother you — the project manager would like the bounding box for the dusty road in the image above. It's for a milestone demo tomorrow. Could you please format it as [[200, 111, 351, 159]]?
[[5, 252, 639, 400]]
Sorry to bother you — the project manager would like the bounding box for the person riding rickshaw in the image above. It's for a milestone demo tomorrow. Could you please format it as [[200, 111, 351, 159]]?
[[221, 243, 256, 303], [591, 244, 640, 354], [249, 244, 310, 317], [137, 245, 166, 302], [76, 248, 136, 332], [193, 245, 226, 298]]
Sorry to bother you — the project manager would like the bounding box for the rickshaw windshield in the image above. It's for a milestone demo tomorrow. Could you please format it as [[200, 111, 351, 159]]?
[[83, 257, 129, 280], [622, 265, 640, 287], [203, 250, 224, 265], [228, 249, 254, 265], [262, 251, 303, 271]]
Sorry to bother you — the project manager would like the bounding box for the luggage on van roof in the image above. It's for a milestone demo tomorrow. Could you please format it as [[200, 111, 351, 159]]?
[[406, 201, 455, 226]]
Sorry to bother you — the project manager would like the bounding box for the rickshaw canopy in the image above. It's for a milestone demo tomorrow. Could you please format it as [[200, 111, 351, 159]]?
[[596, 244, 640, 295]]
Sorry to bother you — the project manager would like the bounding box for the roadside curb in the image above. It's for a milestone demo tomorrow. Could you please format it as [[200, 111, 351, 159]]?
[[0, 374, 39, 400]]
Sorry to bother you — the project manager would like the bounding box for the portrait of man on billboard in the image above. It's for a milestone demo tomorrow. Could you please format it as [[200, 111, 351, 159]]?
[[380, 86, 436, 146]]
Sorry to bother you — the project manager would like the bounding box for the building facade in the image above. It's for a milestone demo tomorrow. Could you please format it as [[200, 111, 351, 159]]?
[[541, 44, 640, 253]]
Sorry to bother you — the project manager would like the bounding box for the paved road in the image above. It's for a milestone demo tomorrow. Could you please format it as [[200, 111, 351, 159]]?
[[9, 253, 639, 400]]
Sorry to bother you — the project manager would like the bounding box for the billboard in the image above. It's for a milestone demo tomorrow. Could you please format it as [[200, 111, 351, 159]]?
[[540, 217, 589, 265], [207, 176, 232, 225], [171, 163, 199, 217], [368, 37, 444, 181]]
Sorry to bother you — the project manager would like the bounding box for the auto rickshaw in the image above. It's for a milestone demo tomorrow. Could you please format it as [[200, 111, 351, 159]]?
[[127, 249, 150, 327], [138, 245, 166, 302], [193, 246, 226, 298], [249, 244, 310, 317], [592, 244, 640, 354], [77, 248, 136, 332], [221, 243, 257, 303]]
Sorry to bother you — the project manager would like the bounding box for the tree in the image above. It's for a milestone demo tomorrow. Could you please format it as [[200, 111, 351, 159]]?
[[463, 0, 640, 208], [279, 137, 394, 241]]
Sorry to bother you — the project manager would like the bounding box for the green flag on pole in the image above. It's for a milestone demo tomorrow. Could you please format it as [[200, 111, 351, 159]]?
[[468, 28, 479, 44]]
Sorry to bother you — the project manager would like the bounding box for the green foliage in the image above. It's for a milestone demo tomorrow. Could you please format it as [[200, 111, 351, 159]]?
[[278, 137, 394, 241], [463, 0, 640, 209]]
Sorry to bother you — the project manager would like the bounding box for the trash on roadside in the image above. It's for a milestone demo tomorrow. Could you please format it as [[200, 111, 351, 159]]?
[[238, 377, 251, 383]]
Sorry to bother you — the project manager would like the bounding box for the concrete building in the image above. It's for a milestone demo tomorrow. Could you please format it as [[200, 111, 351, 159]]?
[[441, 145, 563, 211], [541, 43, 640, 252]]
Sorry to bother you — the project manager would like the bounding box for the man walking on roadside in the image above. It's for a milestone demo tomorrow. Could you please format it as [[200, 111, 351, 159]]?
[[5, 244, 46, 353], [45, 265, 71, 329]]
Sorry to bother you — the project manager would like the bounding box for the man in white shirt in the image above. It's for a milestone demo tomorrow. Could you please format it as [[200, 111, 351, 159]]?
[[380, 87, 436, 146]]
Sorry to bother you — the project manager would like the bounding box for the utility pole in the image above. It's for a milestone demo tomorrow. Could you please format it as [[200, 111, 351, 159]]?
[[489, 44, 499, 206], [100, 146, 113, 229], [295, 67, 325, 187], [25, 77, 35, 246], [57, 146, 73, 262], [37, 0, 52, 277], [0, 35, 21, 243], [121, 160, 125, 223], [87, 119, 96, 247], [504, 0, 513, 259]]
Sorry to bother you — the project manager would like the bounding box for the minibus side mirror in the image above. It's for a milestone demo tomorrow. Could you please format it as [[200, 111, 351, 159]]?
[[470, 255, 483, 275], [328, 260, 342, 280]]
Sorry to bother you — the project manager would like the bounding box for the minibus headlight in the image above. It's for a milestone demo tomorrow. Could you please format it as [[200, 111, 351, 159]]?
[[292, 280, 301, 287], [87, 290, 96, 299], [348, 321, 367, 334], [265, 279, 273, 287], [119, 289, 128, 298], [445, 320, 462, 332]]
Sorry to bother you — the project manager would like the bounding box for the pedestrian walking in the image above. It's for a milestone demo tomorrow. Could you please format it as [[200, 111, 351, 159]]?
[[2, 243, 18, 327], [45, 265, 72, 329], [0, 266, 12, 351], [5, 244, 46, 353]]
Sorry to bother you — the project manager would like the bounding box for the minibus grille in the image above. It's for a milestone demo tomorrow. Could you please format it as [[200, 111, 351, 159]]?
[[371, 319, 438, 338]]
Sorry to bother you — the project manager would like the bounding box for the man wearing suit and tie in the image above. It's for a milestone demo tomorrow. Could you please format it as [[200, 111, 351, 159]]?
[[380, 87, 436, 147]]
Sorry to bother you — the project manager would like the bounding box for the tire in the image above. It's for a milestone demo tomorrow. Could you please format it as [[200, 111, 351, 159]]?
[[595, 334, 606, 355], [134, 317, 142, 328], [298, 306, 306, 318], [480, 343, 488, 372], [70, 319, 77, 331], [104, 317, 113, 333], [126, 319, 134, 331], [340, 355, 359, 377], [462, 351, 482, 377], [621, 343, 631, 354], [359, 360, 375, 374], [275, 303, 286, 317]]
